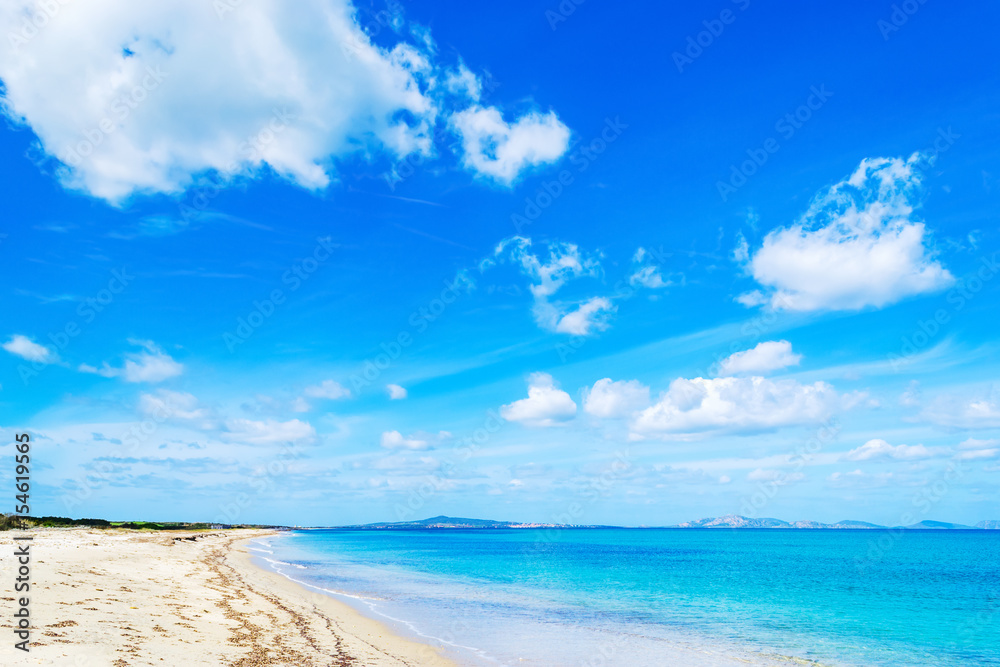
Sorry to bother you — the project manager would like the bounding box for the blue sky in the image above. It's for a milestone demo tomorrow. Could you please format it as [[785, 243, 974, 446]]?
[[1, 0, 999, 526]]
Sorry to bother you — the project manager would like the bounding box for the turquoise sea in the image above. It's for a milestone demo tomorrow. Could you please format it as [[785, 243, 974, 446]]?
[[252, 529, 1000, 666]]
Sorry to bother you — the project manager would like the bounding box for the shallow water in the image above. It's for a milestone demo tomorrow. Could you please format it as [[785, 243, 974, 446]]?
[[252, 529, 1000, 666]]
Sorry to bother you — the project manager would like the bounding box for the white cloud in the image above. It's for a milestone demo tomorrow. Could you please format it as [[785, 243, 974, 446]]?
[[2, 334, 57, 362], [386, 384, 408, 400], [303, 380, 351, 400], [957, 448, 1000, 461], [628, 247, 679, 290], [501, 372, 577, 427], [553, 297, 615, 335], [485, 236, 613, 336], [717, 340, 802, 376], [628, 265, 668, 289], [223, 418, 315, 445], [956, 438, 1000, 461], [739, 155, 953, 311], [734, 290, 768, 307], [959, 437, 999, 450], [450, 106, 569, 184], [0, 1, 568, 203], [138, 389, 215, 427], [921, 394, 1000, 428], [583, 378, 650, 418], [732, 233, 750, 264], [827, 469, 893, 489], [379, 430, 450, 451], [491, 236, 600, 299], [631, 376, 839, 438], [841, 438, 944, 461], [79, 339, 182, 383]]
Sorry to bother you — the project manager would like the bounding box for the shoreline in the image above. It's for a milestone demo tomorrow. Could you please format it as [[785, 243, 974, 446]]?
[[0, 528, 456, 666], [249, 531, 834, 667], [226, 531, 458, 666]]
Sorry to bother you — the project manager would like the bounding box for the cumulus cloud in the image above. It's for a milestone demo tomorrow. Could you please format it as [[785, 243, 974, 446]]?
[[484, 236, 614, 336], [717, 340, 802, 376], [0, 0, 569, 203], [841, 438, 945, 462], [450, 106, 569, 184], [223, 418, 316, 445], [380, 429, 449, 450], [501, 372, 577, 427], [738, 155, 953, 311], [79, 339, 182, 383], [583, 378, 650, 418], [631, 376, 839, 438], [2, 334, 57, 362], [303, 380, 351, 400], [386, 384, 408, 399]]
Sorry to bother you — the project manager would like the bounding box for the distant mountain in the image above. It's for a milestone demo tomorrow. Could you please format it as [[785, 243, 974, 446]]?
[[336, 515, 603, 530], [904, 520, 975, 530], [676, 515, 886, 529], [677, 514, 791, 528], [672, 515, 989, 530], [328, 515, 998, 530], [828, 520, 885, 529]]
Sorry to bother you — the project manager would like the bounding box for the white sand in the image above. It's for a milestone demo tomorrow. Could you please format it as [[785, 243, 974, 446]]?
[[0, 528, 455, 666]]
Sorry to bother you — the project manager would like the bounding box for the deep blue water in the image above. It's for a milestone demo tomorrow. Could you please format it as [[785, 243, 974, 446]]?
[[252, 529, 1000, 666]]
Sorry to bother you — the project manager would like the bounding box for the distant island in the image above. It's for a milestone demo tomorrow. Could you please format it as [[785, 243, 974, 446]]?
[[329, 514, 1000, 530], [6, 514, 998, 531], [330, 515, 608, 530], [673, 515, 994, 530]]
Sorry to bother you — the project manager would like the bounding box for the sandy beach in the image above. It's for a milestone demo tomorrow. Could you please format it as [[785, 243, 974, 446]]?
[[0, 528, 456, 666]]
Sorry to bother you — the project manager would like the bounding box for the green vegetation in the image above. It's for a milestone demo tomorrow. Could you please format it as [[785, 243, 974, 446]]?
[[0, 515, 276, 531]]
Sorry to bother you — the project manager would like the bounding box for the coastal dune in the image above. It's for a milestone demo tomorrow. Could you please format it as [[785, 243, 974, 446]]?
[[0, 528, 455, 666]]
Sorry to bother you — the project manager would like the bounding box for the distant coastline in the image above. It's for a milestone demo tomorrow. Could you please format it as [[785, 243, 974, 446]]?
[[6, 513, 998, 532], [322, 514, 1000, 531]]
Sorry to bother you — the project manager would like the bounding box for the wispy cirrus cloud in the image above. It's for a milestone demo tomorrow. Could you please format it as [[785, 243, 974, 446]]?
[[481, 236, 615, 336], [841, 438, 947, 462], [303, 380, 352, 400], [222, 418, 316, 446]]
